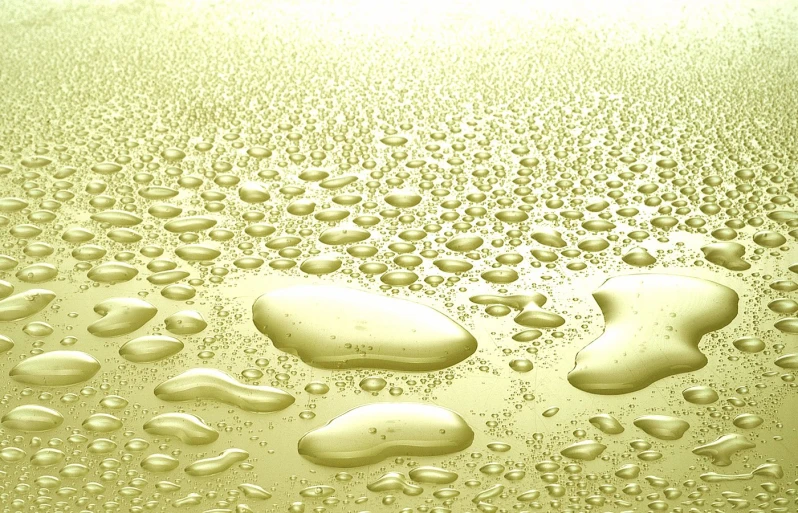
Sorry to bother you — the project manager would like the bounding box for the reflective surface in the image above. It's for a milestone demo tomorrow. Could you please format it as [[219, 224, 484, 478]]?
[[0, 0, 797, 511]]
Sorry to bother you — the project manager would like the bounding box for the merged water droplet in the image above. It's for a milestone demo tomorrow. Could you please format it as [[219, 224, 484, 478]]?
[[568, 274, 738, 394], [253, 285, 477, 371], [184, 448, 249, 476], [154, 368, 295, 413], [88, 298, 157, 338], [144, 412, 219, 445], [298, 403, 474, 467]]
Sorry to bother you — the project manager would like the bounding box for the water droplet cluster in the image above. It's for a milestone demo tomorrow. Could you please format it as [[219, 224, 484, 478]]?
[[0, 0, 796, 511]]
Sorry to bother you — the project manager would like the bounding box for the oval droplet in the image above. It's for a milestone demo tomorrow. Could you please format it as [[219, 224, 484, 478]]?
[[119, 335, 183, 363], [10, 351, 100, 386], [298, 403, 474, 467]]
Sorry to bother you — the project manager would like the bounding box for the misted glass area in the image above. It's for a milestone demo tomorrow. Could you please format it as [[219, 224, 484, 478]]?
[[0, 0, 796, 512]]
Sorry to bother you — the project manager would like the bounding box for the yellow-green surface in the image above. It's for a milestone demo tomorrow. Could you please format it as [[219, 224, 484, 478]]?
[[0, 0, 797, 511]]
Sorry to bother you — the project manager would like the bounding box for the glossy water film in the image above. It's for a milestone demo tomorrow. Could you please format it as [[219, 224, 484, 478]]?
[[0, 0, 797, 512]]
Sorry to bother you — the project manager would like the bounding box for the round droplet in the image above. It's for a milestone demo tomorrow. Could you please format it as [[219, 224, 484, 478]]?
[[682, 386, 719, 404], [733, 413, 764, 429], [733, 336, 765, 353], [359, 376, 387, 392], [509, 359, 533, 373]]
